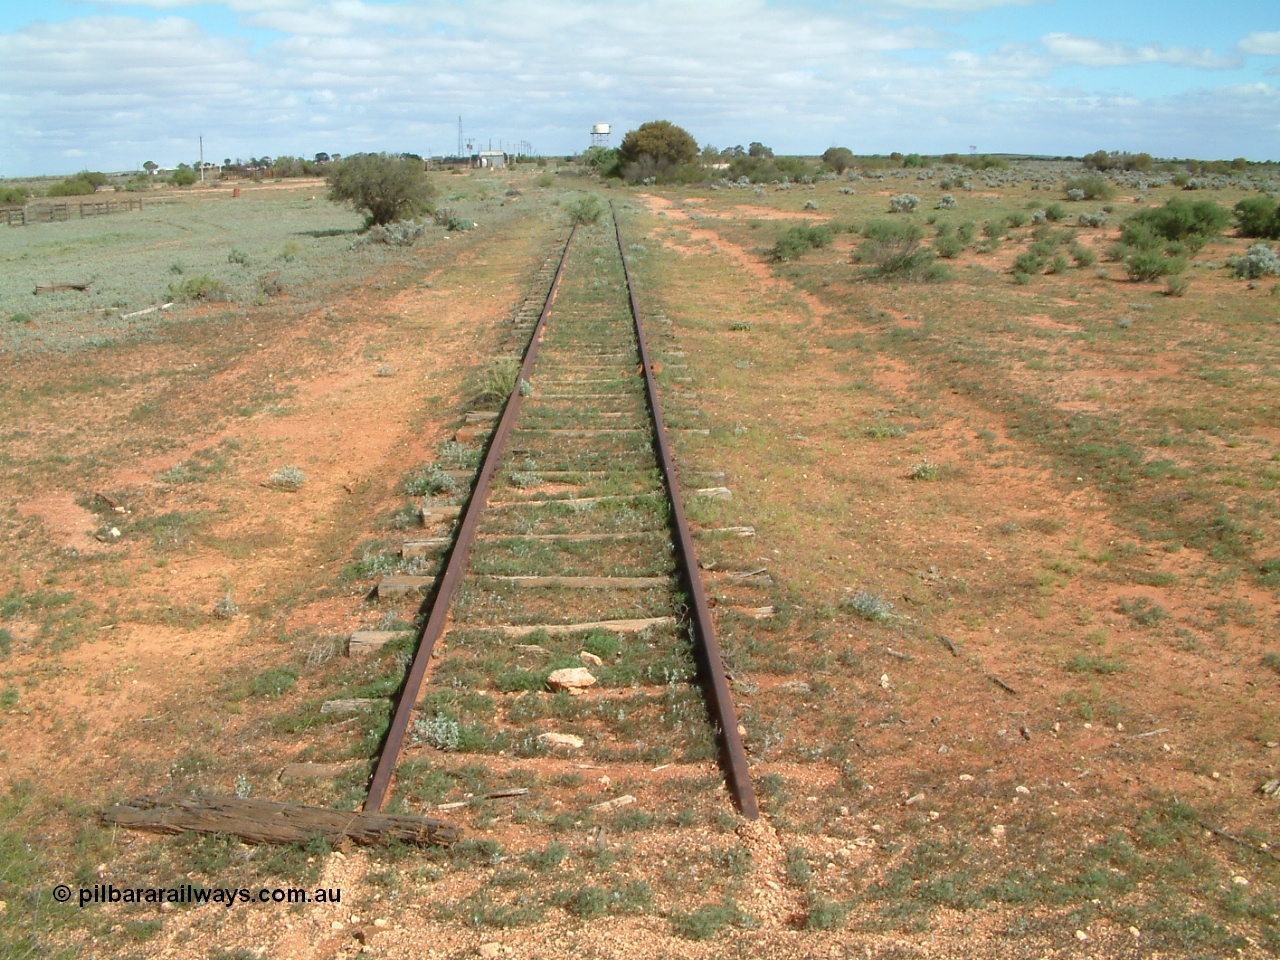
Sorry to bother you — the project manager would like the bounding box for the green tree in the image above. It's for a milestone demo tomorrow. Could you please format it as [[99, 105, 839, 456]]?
[[618, 121, 698, 169], [822, 146, 855, 174], [582, 145, 621, 177], [169, 164, 197, 187], [325, 153, 435, 227], [748, 141, 773, 159]]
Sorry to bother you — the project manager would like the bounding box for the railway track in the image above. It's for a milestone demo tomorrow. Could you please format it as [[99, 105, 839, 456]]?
[[362, 204, 761, 824]]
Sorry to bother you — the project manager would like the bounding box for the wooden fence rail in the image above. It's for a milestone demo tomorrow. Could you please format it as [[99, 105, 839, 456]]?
[[3, 198, 143, 227]]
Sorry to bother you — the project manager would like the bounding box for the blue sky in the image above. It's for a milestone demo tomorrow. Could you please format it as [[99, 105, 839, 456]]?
[[0, 0, 1277, 175]]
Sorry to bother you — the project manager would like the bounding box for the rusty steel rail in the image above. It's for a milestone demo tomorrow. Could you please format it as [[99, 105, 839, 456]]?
[[611, 202, 759, 819], [364, 226, 578, 813], [364, 209, 758, 820]]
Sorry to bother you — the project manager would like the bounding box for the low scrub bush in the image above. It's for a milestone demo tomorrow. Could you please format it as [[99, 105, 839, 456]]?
[[1064, 175, 1116, 202], [356, 219, 427, 246], [405, 464, 457, 497], [167, 275, 231, 302], [476, 357, 520, 403], [1234, 196, 1280, 240], [856, 237, 946, 281], [1123, 198, 1230, 253], [862, 220, 923, 244], [843, 590, 897, 621], [564, 193, 606, 225], [430, 208, 473, 231], [933, 234, 966, 258], [1127, 251, 1186, 282], [1069, 241, 1097, 267], [1013, 250, 1048, 276], [47, 177, 97, 197], [0, 185, 30, 205], [771, 224, 833, 261], [670, 898, 753, 941]]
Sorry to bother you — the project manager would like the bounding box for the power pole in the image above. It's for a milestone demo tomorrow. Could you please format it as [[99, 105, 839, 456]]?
[[457, 117, 463, 159], [199, 135, 205, 183]]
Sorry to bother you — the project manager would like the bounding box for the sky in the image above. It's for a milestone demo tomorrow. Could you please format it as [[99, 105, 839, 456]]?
[[0, 0, 1278, 176]]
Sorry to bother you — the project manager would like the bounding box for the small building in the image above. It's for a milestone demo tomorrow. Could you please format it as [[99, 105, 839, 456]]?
[[476, 150, 507, 169]]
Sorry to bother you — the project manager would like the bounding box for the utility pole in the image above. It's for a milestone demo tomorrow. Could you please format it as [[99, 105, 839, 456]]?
[[199, 135, 205, 183], [457, 117, 463, 159]]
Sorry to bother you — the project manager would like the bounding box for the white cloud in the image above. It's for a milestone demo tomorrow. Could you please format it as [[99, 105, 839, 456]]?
[[1042, 33, 1240, 70], [1, 2, 1277, 174], [882, 0, 1041, 9], [1240, 32, 1280, 56]]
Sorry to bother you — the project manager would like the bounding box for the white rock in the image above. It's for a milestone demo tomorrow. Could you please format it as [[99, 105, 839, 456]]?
[[589, 794, 635, 813], [538, 732, 584, 749], [547, 667, 596, 692], [579, 651, 604, 666], [478, 944, 503, 960]]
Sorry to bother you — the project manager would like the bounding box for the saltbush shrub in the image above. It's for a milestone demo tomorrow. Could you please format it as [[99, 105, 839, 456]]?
[[1234, 243, 1280, 279], [357, 219, 427, 246], [889, 193, 920, 213]]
